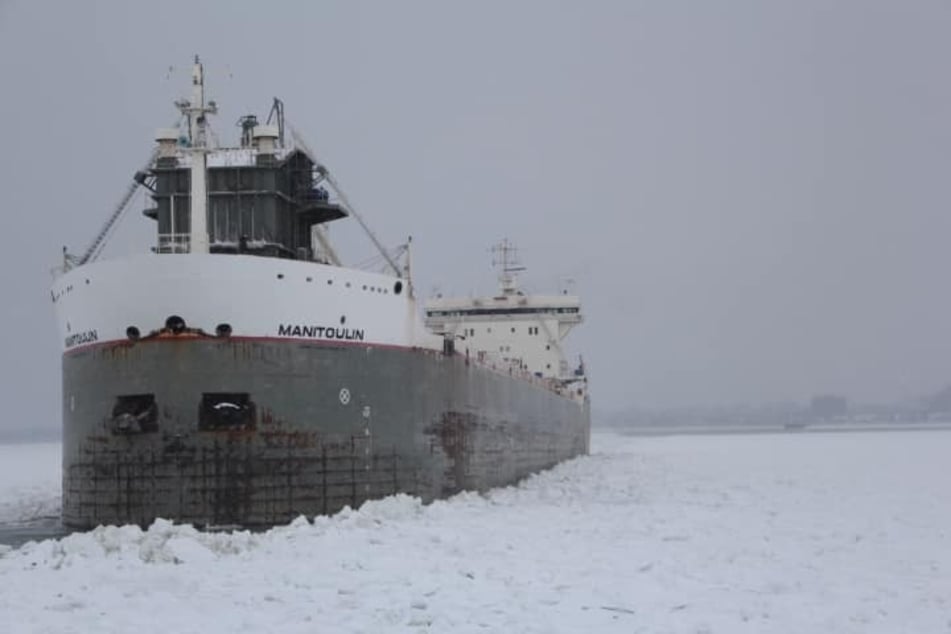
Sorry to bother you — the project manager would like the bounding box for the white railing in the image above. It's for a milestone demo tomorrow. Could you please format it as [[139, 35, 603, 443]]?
[[157, 233, 191, 254]]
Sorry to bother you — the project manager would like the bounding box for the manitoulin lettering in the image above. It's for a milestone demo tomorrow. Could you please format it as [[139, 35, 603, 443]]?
[[65, 330, 98, 348], [278, 324, 365, 341]]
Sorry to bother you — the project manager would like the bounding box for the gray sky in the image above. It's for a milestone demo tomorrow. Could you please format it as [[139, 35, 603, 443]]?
[[1, 0, 951, 432]]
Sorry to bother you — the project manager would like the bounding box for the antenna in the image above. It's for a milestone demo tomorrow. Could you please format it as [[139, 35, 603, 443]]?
[[561, 276, 577, 296], [490, 239, 525, 295]]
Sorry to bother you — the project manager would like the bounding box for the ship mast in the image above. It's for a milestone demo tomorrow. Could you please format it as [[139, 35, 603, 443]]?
[[175, 55, 217, 254], [491, 239, 525, 296]]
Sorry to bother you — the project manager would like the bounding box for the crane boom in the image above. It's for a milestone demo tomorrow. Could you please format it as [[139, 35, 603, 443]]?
[[288, 125, 401, 277], [79, 148, 158, 265]]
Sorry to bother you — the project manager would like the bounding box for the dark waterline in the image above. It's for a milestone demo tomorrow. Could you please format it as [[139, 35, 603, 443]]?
[[0, 517, 71, 548]]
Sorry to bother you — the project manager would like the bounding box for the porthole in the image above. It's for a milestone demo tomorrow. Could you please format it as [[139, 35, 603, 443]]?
[[215, 323, 233, 338], [394, 281, 403, 295], [85, 279, 90, 285], [277, 273, 284, 280], [327, 279, 333, 285], [362, 285, 367, 290], [346, 282, 351, 288], [126, 326, 140, 341], [306, 277, 312, 282], [340, 315, 346, 325]]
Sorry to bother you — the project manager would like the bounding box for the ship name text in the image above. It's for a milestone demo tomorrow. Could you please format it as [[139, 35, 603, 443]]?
[[278, 324, 365, 342], [65, 330, 98, 349]]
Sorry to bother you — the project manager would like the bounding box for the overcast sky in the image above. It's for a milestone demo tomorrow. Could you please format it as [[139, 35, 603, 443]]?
[[1, 0, 951, 432]]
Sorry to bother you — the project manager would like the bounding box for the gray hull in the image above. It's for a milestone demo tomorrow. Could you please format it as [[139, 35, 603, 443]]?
[[62, 339, 590, 529]]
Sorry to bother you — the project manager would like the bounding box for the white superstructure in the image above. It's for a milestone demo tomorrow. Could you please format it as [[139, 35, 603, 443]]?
[[424, 241, 587, 400]]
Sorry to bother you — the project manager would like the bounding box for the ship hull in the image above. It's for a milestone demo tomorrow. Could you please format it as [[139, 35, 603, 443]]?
[[62, 338, 590, 529]]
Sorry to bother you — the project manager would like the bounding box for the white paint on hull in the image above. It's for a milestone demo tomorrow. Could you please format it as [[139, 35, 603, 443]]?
[[51, 254, 441, 352]]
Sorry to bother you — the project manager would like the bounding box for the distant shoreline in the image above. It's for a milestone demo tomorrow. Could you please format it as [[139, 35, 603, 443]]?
[[600, 421, 951, 437], [5, 422, 951, 445], [0, 429, 60, 445]]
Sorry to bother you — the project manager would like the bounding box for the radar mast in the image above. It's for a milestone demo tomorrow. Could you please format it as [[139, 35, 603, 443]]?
[[491, 239, 526, 296], [174, 55, 218, 254]]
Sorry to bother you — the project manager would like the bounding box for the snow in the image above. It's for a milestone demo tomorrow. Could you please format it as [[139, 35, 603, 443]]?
[[1, 430, 949, 633]]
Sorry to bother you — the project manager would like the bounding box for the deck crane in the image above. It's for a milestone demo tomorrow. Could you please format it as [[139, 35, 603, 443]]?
[[287, 124, 401, 278], [74, 148, 159, 267]]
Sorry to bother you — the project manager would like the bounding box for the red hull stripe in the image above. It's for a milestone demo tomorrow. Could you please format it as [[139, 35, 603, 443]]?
[[61, 336, 579, 398]]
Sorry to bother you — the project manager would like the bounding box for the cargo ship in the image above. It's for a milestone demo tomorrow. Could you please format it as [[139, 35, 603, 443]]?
[[51, 57, 590, 529]]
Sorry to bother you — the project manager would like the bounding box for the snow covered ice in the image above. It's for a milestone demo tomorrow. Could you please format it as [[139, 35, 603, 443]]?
[[0, 442, 60, 531], [1, 429, 949, 633]]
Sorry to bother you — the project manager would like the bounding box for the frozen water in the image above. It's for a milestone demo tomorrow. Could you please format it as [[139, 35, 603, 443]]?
[[0, 430, 949, 633], [0, 441, 60, 526]]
